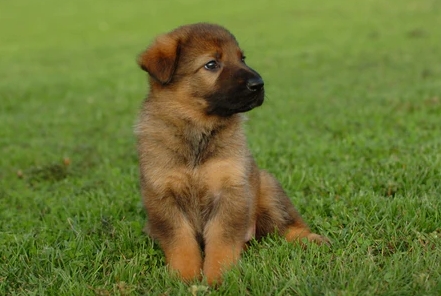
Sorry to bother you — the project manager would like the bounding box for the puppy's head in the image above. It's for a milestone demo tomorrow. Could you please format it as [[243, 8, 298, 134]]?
[[138, 23, 264, 117]]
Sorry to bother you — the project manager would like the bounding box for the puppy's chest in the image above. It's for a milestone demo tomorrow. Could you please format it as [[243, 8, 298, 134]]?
[[165, 166, 222, 228], [148, 132, 249, 231], [146, 125, 247, 213]]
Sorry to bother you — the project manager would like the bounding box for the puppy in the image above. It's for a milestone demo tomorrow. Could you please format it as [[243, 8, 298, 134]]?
[[135, 23, 328, 285]]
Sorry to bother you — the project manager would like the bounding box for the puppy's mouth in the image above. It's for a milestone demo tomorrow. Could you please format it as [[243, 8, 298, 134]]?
[[206, 90, 265, 117]]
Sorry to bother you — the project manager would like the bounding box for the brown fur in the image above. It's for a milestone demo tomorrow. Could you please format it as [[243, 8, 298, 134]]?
[[135, 23, 329, 285]]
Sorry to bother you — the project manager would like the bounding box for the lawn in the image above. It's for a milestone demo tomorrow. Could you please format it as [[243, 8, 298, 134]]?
[[1, 0, 440, 295]]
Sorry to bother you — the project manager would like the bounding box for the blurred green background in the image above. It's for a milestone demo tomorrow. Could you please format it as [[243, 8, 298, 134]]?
[[1, 0, 440, 294]]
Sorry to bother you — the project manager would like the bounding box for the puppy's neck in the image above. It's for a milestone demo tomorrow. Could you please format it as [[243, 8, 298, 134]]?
[[148, 91, 244, 133], [182, 114, 245, 167]]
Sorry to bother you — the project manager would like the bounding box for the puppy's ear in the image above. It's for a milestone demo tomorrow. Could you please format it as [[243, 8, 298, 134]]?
[[138, 35, 180, 85]]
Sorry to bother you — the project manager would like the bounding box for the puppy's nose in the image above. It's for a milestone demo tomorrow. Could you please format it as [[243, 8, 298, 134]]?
[[246, 77, 264, 91]]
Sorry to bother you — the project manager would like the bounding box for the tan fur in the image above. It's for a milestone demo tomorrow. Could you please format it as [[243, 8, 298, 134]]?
[[136, 23, 329, 286]]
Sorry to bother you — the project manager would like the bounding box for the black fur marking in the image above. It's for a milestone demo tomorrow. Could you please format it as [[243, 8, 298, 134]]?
[[148, 214, 175, 243], [191, 128, 218, 166], [196, 232, 205, 250]]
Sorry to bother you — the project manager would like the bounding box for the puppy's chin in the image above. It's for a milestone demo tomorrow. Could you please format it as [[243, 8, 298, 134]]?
[[205, 91, 265, 117], [235, 95, 265, 113]]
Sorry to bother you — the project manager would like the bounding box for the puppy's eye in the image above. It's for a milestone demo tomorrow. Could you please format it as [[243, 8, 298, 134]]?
[[241, 56, 246, 62], [204, 60, 218, 70]]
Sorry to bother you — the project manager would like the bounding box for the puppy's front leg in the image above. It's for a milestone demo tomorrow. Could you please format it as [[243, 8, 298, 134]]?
[[202, 197, 250, 286], [200, 159, 252, 285], [203, 221, 244, 285], [148, 211, 203, 282]]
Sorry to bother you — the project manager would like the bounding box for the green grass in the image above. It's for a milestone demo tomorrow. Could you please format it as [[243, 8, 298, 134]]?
[[1, 0, 440, 294]]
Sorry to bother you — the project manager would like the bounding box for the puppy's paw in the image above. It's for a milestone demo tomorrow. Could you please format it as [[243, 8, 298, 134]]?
[[285, 227, 331, 247], [306, 233, 331, 246]]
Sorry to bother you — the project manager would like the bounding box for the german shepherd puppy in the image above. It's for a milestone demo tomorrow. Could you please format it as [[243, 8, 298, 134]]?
[[136, 23, 328, 285]]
